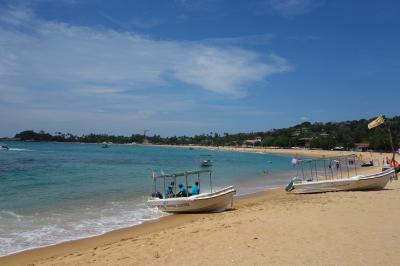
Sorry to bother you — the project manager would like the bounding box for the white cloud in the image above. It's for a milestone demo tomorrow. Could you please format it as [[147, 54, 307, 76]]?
[[0, 5, 292, 135], [0, 5, 34, 25], [172, 47, 291, 96], [0, 7, 291, 96], [300, 116, 310, 121]]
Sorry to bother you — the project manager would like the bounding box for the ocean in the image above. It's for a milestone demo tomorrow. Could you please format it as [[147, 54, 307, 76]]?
[[0, 141, 296, 256]]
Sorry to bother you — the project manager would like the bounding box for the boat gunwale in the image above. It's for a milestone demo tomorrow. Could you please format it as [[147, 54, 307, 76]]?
[[147, 186, 235, 203]]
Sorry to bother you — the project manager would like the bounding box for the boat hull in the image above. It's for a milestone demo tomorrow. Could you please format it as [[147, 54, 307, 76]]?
[[148, 186, 236, 213], [289, 169, 395, 194]]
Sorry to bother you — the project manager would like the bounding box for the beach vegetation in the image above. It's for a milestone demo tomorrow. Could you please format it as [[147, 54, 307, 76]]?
[[12, 116, 400, 152]]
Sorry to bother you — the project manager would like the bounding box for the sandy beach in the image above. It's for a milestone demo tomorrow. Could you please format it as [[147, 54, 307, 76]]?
[[1, 148, 399, 266], [174, 145, 394, 162]]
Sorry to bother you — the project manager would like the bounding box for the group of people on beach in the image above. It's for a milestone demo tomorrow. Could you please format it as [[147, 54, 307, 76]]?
[[165, 181, 200, 198]]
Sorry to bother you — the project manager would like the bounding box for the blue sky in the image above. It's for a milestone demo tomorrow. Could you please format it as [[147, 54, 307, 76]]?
[[0, 0, 399, 137]]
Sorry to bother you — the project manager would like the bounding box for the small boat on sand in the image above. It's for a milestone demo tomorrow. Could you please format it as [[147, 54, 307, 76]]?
[[361, 161, 374, 167], [147, 170, 236, 213], [286, 169, 395, 194], [286, 154, 395, 194]]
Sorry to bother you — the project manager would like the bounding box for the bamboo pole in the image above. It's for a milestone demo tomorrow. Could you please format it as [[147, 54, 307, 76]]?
[[163, 176, 166, 195], [354, 157, 358, 175], [185, 175, 188, 197], [174, 177, 177, 194], [209, 171, 213, 192]]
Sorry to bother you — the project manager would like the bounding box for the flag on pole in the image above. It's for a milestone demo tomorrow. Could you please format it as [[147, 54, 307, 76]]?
[[368, 115, 385, 129]]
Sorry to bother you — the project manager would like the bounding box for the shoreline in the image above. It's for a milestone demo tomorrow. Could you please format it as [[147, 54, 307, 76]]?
[[1, 148, 398, 265], [3, 139, 397, 158], [0, 144, 297, 259], [0, 187, 278, 257], [163, 144, 394, 160], [0, 187, 283, 265]]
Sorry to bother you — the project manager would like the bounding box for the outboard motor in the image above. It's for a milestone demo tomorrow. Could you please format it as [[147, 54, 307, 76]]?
[[151, 191, 163, 199], [285, 176, 302, 192], [285, 182, 294, 192]]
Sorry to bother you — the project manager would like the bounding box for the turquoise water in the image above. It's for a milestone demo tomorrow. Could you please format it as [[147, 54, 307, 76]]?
[[0, 141, 295, 256]]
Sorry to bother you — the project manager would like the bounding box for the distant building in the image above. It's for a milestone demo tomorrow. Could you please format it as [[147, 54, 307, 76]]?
[[355, 143, 369, 152], [244, 137, 262, 147]]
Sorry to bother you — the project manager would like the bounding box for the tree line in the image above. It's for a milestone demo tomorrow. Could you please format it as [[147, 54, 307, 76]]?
[[13, 116, 400, 151]]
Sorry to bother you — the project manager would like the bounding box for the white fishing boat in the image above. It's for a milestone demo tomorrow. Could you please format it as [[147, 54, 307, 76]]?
[[201, 159, 212, 167], [0, 145, 9, 151], [286, 154, 395, 194], [147, 170, 236, 213], [287, 168, 395, 194]]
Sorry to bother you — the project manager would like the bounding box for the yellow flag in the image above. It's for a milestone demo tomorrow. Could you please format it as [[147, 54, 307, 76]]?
[[368, 115, 385, 129]]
